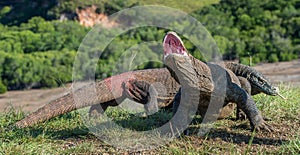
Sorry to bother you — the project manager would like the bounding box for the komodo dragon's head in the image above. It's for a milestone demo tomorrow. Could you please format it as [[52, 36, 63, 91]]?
[[163, 31, 188, 59], [162, 31, 214, 93], [162, 31, 193, 84]]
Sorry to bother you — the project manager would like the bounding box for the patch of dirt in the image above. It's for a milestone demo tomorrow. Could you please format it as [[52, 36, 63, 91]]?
[[253, 59, 300, 86], [0, 85, 70, 113], [0, 59, 299, 113]]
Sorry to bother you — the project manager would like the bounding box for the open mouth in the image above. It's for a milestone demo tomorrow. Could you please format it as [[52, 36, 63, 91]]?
[[163, 32, 188, 59]]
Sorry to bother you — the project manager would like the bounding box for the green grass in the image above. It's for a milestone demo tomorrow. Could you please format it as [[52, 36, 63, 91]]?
[[0, 84, 299, 154]]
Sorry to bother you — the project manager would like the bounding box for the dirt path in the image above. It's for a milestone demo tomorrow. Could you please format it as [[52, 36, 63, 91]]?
[[0, 60, 299, 113], [254, 59, 300, 86], [0, 85, 70, 113]]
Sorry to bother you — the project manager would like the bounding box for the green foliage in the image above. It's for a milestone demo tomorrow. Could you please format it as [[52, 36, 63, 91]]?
[[1, 0, 218, 25], [192, 0, 299, 63], [0, 0, 57, 25], [0, 80, 7, 94], [130, 0, 219, 13], [240, 57, 251, 66], [214, 35, 233, 55], [0, 16, 89, 89], [20, 17, 55, 33], [48, 0, 138, 19], [0, 6, 11, 18], [46, 0, 220, 19], [268, 53, 279, 63], [1, 50, 76, 90], [0, 17, 89, 54]]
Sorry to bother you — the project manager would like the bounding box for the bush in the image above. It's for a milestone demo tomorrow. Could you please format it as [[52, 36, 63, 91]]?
[[268, 54, 279, 63], [240, 57, 251, 66], [0, 81, 7, 94]]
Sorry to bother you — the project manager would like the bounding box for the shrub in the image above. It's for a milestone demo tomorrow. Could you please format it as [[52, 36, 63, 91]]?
[[268, 54, 279, 63], [0, 81, 7, 94]]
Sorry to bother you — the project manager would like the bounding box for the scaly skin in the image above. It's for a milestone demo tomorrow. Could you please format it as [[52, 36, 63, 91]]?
[[224, 62, 280, 96], [15, 69, 179, 128], [15, 41, 280, 129], [163, 31, 273, 132], [89, 61, 281, 118], [15, 62, 278, 128], [15, 67, 237, 128], [224, 62, 286, 119]]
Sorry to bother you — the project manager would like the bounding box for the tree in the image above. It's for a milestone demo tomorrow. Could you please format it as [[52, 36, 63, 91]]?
[[20, 16, 55, 33]]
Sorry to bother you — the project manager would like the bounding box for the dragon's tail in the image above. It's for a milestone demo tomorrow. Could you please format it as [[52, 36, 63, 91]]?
[[15, 92, 75, 128], [15, 74, 125, 128]]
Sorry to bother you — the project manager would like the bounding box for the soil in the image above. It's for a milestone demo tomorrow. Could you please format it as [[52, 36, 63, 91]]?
[[0, 59, 299, 113], [254, 59, 300, 86]]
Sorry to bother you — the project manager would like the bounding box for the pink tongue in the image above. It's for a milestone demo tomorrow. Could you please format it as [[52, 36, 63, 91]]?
[[163, 33, 186, 57]]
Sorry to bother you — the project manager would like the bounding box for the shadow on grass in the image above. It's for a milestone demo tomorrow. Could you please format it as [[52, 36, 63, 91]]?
[[206, 128, 287, 146], [10, 110, 172, 140], [8, 110, 287, 147], [22, 122, 287, 147], [27, 126, 91, 140]]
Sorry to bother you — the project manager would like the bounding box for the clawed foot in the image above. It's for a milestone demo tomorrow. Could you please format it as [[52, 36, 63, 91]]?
[[236, 111, 247, 120], [236, 111, 272, 122], [252, 120, 274, 132], [125, 80, 149, 103]]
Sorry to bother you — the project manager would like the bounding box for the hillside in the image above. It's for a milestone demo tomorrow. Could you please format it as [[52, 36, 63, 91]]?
[[0, 0, 219, 25], [0, 0, 299, 92]]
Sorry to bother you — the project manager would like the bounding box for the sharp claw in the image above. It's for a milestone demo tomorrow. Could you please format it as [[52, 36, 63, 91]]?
[[267, 123, 275, 132], [126, 80, 149, 102], [132, 81, 149, 98], [254, 121, 273, 132], [264, 126, 271, 132], [139, 89, 148, 98], [129, 88, 143, 101], [127, 88, 138, 100]]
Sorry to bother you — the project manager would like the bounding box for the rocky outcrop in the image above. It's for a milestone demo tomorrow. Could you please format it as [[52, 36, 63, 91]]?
[[76, 5, 117, 28]]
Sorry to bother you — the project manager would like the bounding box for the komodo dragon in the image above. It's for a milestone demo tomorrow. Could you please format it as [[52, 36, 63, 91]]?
[[14, 43, 282, 129], [163, 31, 273, 132], [87, 62, 282, 120]]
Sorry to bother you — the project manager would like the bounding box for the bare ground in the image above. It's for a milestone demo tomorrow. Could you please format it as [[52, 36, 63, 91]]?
[[0, 59, 299, 113], [254, 59, 300, 86], [0, 85, 71, 113]]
